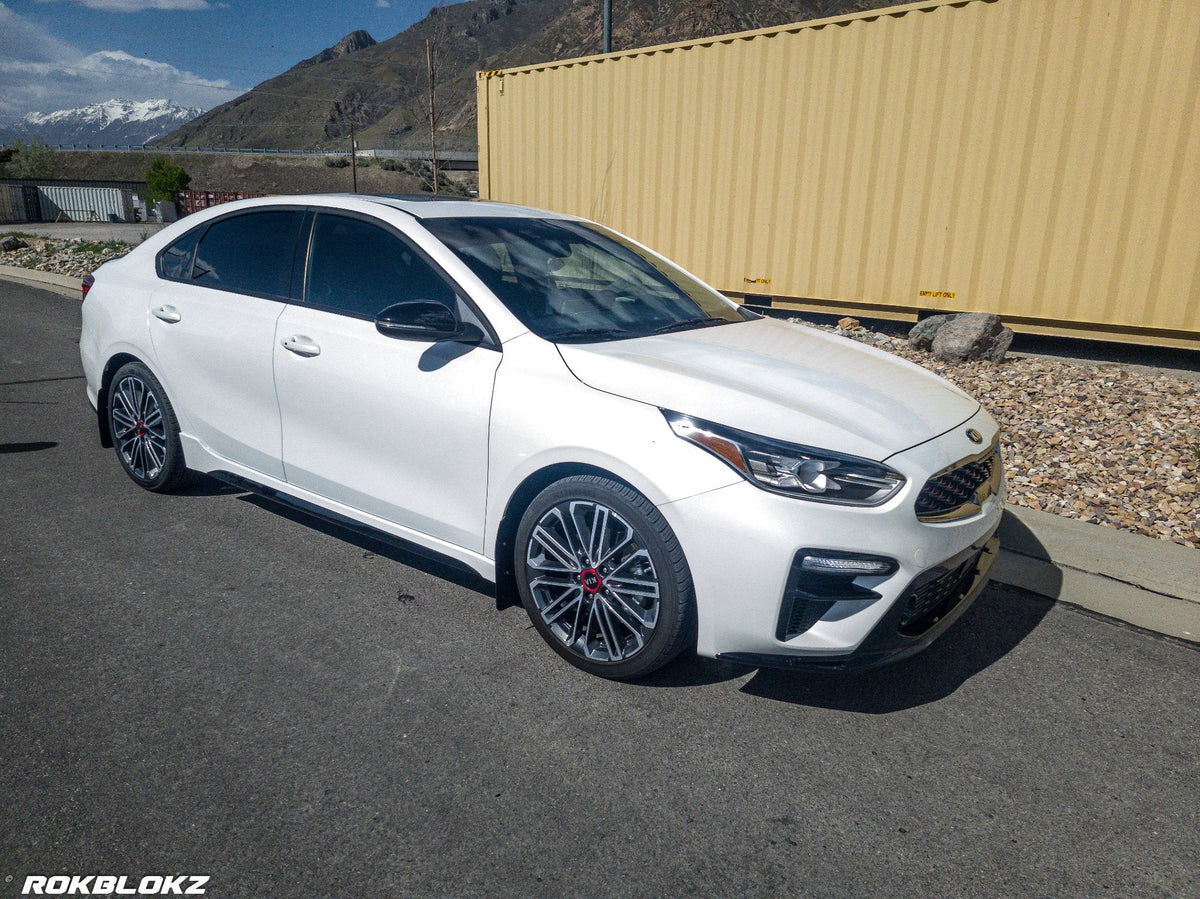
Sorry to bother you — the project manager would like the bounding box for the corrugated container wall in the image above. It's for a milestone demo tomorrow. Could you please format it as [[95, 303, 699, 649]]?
[[478, 0, 1200, 347], [37, 186, 135, 224], [0, 185, 27, 224]]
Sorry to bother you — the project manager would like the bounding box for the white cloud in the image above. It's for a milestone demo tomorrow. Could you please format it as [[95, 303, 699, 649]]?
[[0, 4, 236, 118], [38, 0, 213, 10], [377, 1, 392, 7], [0, 1, 78, 63]]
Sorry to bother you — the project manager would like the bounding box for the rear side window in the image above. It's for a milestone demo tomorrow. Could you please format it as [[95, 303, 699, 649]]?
[[189, 210, 304, 299], [305, 213, 458, 319], [157, 228, 201, 281]]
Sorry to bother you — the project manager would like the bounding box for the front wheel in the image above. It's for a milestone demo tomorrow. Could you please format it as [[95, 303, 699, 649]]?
[[107, 361, 191, 493], [514, 475, 695, 680]]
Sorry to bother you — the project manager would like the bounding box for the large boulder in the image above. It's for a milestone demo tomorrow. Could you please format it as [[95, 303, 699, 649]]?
[[1, 235, 30, 251], [933, 313, 1013, 362], [908, 312, 1014, 362], [908, 314, 953, 351]]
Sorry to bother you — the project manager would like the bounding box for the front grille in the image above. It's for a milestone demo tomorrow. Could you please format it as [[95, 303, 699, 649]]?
[[897, 550, 982, 635], [915, 445, 1001, 522]]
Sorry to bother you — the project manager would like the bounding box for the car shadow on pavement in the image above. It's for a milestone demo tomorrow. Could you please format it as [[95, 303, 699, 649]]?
[[639, 656, 759, 687], [0, 440, 58, 454], [194, 474, 1062, 702], [234, 488, 496, 599], [737, 583, 1056, 712], [175, 472, 248, 497]]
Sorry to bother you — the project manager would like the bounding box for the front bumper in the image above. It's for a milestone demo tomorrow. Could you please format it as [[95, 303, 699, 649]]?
[[658, 407, 1005, 667], [717, 532, 999, 671]]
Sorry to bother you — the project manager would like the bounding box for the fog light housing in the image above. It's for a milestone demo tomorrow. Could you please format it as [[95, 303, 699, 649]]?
[[777, 550, 899, 641], [798, 552, 898, 577]]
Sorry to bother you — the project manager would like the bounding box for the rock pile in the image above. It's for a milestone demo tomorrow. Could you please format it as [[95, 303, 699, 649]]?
[[799, 317, 1200, 549], [0, 235, 131, 279]]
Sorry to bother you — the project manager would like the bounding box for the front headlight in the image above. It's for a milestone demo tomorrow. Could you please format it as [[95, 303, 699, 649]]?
[[663, 410, 905, 507]]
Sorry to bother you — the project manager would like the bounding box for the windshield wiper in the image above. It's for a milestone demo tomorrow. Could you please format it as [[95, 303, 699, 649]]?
[[647, 316, 736, 336], [550, 327, 631, 343]]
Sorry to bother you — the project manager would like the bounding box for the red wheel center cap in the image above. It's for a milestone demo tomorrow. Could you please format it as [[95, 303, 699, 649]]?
[[580, 568, 603, 594], [134, 420, 147, 437]]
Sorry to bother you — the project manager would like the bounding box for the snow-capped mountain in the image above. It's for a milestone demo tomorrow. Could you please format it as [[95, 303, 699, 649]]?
[[5, 99, 205, 147]]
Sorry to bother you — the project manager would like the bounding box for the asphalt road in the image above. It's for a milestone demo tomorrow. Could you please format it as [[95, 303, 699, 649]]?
[[2, 280, 1198, 898]]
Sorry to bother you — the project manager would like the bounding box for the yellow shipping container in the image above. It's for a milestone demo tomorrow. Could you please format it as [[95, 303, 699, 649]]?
[[478, 0, 1200, 348]]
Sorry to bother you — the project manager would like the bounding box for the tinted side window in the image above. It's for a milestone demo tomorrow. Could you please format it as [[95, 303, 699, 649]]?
[[306, 214, 457, 319], [157, 227, 201, 281], [191, 210, 303, 299]]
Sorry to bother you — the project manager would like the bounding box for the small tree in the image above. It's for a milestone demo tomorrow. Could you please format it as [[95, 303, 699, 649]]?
[[145, 159, 191, 204], [421, 2, 450, 196], [1, 138, 55, 178]]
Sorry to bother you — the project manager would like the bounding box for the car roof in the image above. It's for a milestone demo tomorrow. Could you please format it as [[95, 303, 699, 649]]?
[[177, 194, 570, 225], [346, 194, 565, 221]]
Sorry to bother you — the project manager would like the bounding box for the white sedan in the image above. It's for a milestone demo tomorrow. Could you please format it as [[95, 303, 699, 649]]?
[[80, 195, 1004, 679]]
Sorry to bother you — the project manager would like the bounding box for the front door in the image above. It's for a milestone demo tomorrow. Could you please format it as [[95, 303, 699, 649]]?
[[273, 212, 501, 553]]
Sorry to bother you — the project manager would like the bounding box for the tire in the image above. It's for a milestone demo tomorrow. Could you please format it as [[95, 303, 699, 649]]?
[[514, 475, 695, 680], [107, 361, 191, 493]]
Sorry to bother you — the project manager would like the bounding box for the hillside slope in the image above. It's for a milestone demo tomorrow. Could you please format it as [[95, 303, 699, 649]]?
[[163, 0, 904, 152]]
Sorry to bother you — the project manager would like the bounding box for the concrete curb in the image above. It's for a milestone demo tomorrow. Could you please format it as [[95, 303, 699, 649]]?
[[0, 265, 81, 299], [993, 505, 1200, 645], [2, 265, 1197, 646]]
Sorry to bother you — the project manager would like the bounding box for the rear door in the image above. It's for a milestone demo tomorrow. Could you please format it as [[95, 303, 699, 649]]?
[[148, 209, 306, 479]]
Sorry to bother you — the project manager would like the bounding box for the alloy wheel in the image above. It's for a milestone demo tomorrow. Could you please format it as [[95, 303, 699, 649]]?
[[524, 499, 662, 663], [111, 374, 168, 482]]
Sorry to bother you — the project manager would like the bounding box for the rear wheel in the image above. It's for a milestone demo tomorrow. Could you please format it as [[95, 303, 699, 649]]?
[[107, 361, 191, 492], [515, 475, 695, 680]]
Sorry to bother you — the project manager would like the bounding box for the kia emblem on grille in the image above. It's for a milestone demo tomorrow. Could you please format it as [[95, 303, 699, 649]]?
[[966, 428, 983, 444]]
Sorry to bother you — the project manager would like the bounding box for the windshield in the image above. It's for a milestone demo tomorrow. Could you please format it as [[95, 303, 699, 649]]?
[[422, 217, 750, 342]]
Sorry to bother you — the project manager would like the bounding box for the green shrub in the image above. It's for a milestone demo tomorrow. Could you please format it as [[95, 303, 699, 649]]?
[[145, 159, 190, 203], [0, 139, 55, 178]]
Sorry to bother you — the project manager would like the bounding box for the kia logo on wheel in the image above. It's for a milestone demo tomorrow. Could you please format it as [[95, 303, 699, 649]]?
[[580, 568, 602, 594]]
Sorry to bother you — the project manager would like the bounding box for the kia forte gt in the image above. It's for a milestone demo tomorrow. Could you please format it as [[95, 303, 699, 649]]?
[[80, 195, 1004, 679]]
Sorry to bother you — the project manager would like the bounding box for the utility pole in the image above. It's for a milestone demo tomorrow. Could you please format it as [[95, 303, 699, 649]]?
[[603, 0, 611, 53], [350, 121, 358, 193], [426, 37, 440, 196]]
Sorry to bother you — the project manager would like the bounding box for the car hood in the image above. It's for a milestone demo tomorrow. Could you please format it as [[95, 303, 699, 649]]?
[[556, 317, 980, 460]]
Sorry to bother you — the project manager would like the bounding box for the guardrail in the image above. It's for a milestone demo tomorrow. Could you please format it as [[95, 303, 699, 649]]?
[[42, 145, 480, 166], [48, 145, 330, 156]]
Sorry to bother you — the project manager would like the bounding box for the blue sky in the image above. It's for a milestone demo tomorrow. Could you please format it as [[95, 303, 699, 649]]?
[[0, 0, 456, 121]]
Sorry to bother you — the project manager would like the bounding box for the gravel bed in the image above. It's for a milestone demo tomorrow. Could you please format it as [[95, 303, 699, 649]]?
[[810, 322, 1200, 549], [4, 233, 1197, 548], [1, 235, 132, 280]]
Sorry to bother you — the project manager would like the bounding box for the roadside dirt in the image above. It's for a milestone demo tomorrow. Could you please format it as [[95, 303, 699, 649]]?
[[46, 150, 476, 197]]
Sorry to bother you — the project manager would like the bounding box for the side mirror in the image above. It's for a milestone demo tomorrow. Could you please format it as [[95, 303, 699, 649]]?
[[375, 301, 481, 344]]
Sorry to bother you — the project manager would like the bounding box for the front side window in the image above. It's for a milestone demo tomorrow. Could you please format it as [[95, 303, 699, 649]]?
[[422, 217, 749, 342], [190, 210, 304, 299], [305, 214, 458, 320]]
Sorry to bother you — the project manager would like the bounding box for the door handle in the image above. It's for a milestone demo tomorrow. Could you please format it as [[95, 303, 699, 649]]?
[[152, 305, 181, 324], [282, 335, 321, 358]]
